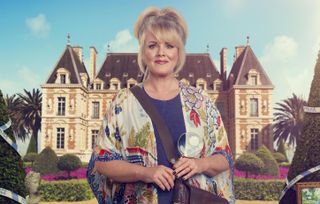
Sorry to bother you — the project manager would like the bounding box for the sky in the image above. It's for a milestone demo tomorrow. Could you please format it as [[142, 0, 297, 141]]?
[[0, 1, 320, 154]]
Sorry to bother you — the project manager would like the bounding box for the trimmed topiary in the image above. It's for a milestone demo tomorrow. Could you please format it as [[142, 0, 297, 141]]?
[[235, 152, 264, 178], [33, 146, 59, 175], [57, 154, 81, 179], [281, 50, 320, 204], [0, 90, 26, 204], [23, 152, 38, 168], [255, 145, 279, 176], [273, 152, 287, 164]]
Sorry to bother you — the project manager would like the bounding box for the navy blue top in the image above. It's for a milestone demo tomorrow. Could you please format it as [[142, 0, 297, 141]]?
[[145, 90, 186, 204]]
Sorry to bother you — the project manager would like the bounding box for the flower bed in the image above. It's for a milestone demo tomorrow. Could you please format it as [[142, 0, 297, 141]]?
[[25, 167, 87, 181], [235, 167, 288, 180]]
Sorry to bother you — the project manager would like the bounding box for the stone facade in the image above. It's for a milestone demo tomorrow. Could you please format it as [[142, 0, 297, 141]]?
[[40, 43, 274, 161]]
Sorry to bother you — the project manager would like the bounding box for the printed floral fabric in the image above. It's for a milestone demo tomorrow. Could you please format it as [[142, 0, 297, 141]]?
[[87, 82, 235, 204]]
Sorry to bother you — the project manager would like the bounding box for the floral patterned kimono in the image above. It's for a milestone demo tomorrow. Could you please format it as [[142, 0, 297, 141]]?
[[87, 82, 235, 204]]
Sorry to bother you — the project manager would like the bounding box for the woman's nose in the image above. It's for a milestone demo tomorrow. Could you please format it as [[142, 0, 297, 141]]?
[[157, 46, 165, 56]]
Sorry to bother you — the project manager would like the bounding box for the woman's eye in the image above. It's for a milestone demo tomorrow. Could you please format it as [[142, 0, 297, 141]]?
[[166, 44, 174, 49], [148, 44, 156, 49]]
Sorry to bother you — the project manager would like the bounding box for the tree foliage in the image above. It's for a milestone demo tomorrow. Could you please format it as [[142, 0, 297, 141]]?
[[57, 154, 82, 179], [235, 152, 264, 178], [0, 89, 26, 204], [273, 93, 306, 146], [255, 145, 279, 176]]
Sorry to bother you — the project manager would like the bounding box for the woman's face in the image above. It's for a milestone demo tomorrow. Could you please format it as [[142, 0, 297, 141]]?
[[143, 31, 179, 78]]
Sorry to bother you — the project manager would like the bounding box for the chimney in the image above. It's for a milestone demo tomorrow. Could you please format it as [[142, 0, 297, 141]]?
[[90, 46, 98, 83], [72, 46, 83, 63], [235, 45, 245, 61], [220, 48, 227, 83]]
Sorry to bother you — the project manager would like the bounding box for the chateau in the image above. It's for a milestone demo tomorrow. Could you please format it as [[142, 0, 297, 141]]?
[[40, 41, 274, 161]]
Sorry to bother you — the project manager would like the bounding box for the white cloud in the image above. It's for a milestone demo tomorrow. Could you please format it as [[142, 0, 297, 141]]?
[[26, 14, 51, 38], [259, 36, 308, 104], [260, 35, 298, 65], [104, 29, 138, 53], [18, 66, 41, 88]]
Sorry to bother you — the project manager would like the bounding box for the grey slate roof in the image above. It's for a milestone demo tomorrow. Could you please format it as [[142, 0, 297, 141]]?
[[96, 53, 221, 90], [46, 45, 88, 84], [227, 46, 273, 87]]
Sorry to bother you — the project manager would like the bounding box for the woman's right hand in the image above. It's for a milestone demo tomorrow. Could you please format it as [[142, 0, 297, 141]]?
[[142, 165, 175, 191]]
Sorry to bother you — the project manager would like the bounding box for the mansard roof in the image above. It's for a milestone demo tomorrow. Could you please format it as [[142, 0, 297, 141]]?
[[227, 46, 273, 87], [46, 45, 88, 84], [96, 53, 221, 90]]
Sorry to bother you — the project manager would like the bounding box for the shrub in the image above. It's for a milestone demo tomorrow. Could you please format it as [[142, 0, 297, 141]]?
[[23, 152, 38, 168], [234, 178, 284, 200], [0, 137, 26, 204], [235, 152, 264, 178], [273, 152, 287, 163], [39, 179, 94, 201], [256, 145, 279, 176], [33, 146, 59, 175], [0, 90, 26, 204], [57, 154, 81, 179]]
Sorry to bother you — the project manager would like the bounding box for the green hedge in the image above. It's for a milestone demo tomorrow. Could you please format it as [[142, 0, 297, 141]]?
[[39, 179, 94, 201], [234, 178, 284, 200], [38, 177, 285, 201]]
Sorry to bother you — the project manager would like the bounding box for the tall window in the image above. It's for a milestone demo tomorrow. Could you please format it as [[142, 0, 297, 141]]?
[[57, 97, 66, 116], [57, 128, 65, 149], [250, 128, 259, 150], [250, 98, 258, 116], [91, 129, 99, 149], [92, 102, 100, 119], [251, 75, 257, 85], [60, 74, 66, 84]]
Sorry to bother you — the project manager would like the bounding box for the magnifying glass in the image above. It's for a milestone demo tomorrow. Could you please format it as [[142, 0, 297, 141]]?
[[177, 132, 204, 158]]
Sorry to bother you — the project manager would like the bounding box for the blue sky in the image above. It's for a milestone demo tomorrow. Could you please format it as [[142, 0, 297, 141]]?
[[1, 0, 320, 106]]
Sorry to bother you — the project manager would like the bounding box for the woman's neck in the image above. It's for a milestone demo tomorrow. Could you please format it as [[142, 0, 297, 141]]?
[[143, 75, 180, 100]]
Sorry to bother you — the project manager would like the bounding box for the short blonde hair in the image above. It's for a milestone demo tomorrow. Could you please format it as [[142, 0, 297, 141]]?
[[134, 7, 188, 75]]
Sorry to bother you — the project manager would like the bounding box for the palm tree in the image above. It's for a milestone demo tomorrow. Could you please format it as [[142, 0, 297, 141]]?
[[273, 93, 306, 146], [5, 94, 28, 141], [6, 89, 42, 153]]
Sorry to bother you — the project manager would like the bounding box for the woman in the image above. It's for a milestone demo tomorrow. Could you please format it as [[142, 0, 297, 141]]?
[[87, 7, 235, 204]]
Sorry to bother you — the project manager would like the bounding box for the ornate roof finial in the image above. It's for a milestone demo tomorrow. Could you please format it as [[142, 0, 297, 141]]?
[[247, 36, 250, 45], [67, 33, 71, 45], [107, 43, 111, 53], [206, 44, 210, 53]]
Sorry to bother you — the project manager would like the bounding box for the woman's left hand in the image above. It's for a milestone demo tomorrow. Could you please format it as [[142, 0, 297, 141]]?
[[173, 157, 204, 180]]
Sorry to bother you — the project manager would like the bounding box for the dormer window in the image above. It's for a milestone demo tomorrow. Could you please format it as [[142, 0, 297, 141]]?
[[251, 75, 257, 85], [55, 68, 70, 84], [60, 74, 66, 84], [127, 78, 137, 88], [110, 78, 120, 90], [196, 78, 207, 90], [214, 79, 222, 91], [247, 69, 260, 86], [215, 83, 221, 91], [96, 84, 101, 90]]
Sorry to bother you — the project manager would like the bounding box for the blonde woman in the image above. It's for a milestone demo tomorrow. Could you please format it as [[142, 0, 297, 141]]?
[[87, 7, 234, 204]]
